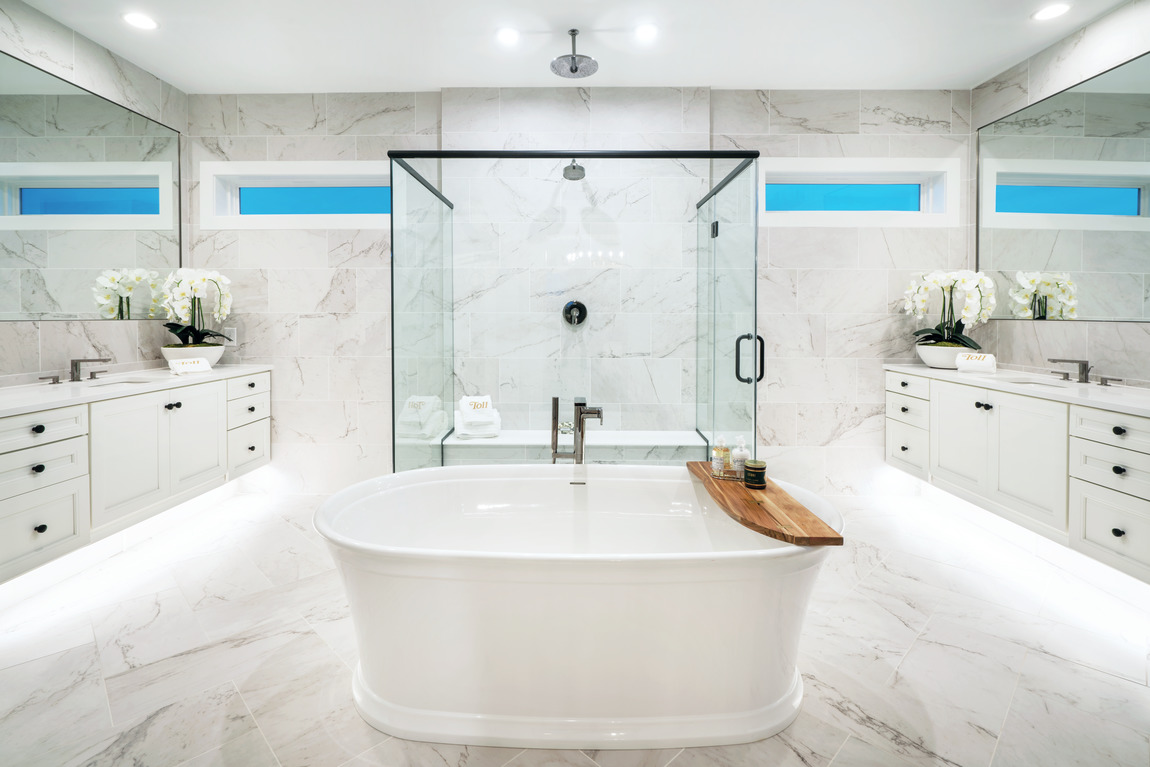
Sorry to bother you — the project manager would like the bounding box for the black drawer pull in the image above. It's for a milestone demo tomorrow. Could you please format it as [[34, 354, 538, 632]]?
[[975, 401, 984, 409], [983, 403, 993, 411], [1113, 466, 1127, 475], [31, 424, 45, 434], [1113, 528, 1126, 537], [1114, 426, 1127, 435], [31, 464, 45, 473], [900, 406, 909, 413], [248, 381, 256, 388], [248, 406, 256, 412], [165, 403, 174, 410], [248, 445, 257, 451], [900, 445, 909, 452], [900, 381, 909, 388], [33, 524, 47, 534]]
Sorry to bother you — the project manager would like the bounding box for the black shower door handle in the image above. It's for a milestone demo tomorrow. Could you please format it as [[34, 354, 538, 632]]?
[[735, 333, 753, 384], [735, 334, 766, 384]]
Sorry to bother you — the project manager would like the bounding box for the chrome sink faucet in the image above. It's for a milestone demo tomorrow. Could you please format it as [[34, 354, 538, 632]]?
[[551, 397, 603, 464], [70, 358, 110, 382], [1047, 358, 1092, 383]]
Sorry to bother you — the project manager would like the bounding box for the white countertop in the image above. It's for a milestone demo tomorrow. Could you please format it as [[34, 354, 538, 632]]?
[[0, 364, 273, 418], [885, 363, 1150, 418]]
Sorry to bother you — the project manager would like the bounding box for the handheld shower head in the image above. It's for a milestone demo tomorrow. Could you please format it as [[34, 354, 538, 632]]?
[[550, 29, 598, 78], [563, 159, 586, 181]]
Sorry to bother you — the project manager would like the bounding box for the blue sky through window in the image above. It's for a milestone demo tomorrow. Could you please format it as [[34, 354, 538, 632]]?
[[995, 185, 1140, 216], [765, 183, 921, 212], [20, 187, 160, 215], [239, 186, 392, 215]]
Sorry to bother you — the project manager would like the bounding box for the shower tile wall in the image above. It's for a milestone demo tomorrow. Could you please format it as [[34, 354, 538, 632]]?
[[710, 89, 980, 494], [972, 0, 1150, 386], [0, 0, 189, 387], [441, 88, 709, 431]]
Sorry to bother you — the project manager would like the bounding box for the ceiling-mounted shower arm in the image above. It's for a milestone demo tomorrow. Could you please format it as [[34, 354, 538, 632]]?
[[568, 29, 579, 74]]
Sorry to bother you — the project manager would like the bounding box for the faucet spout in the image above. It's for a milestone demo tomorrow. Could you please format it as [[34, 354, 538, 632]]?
[[551, 397, 604, 464], [1047, 358, 1092, 384]]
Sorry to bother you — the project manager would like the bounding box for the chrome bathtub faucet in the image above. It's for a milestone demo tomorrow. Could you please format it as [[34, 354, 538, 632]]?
[[551, 397, 603, 464]]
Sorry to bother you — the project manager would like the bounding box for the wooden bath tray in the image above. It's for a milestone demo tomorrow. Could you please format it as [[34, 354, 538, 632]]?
[[686, 461, 843, 547]]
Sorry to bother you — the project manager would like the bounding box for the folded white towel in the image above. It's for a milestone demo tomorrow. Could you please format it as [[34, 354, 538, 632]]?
[[460, 395, 496, 426], [397, 409, 448, 440], [956, 352, 996, 373], [454, 409, 501, 439], [398, 395, 442, 427]]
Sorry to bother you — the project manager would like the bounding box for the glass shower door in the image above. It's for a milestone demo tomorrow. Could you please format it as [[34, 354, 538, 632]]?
[[391, 158, 454, 472], [697, 159, 758, 457]]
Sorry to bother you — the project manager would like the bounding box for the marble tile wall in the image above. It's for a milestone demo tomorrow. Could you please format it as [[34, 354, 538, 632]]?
[[439, 90, 709, 431], [972, 0, 1150, 385], [710, 89, 979, 494], [0, 0, 189, 386]]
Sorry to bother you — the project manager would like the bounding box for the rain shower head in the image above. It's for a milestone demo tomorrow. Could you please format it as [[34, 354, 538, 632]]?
[[563, 159, 586, 181], [550, 29, 598, 78]]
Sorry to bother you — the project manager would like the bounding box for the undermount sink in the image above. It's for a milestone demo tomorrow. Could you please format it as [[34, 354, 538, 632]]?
[[86, 378, 152, 387], [1005, 379, 1069, 388]]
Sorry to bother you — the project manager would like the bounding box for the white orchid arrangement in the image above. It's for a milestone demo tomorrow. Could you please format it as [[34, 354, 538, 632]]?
[[1008, 271, 1077, 320], [903, 270, 997, 350], [92, 269, 162, 320], [159, 268, 233, 346]]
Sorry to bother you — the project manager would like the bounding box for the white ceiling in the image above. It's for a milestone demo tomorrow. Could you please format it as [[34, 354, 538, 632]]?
[[21, 0, 1135, 94]]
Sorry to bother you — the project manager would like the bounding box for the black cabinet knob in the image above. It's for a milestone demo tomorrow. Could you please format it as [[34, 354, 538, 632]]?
[[248, 381, 256, 388], [983, 403, 993, 411], [1113, 466, 1127, 475], [31, 464, 45, 473], [165, 403, 174, 410], [900, 381, 909, 387], [33, 524, 47, 534], [31, 424, 45, 434], [174, 401, 182, 409], [900, 406, 909, 413], [1112, 528, 1126, 537], [1114, 426, 1127, 435], [975, 401, 983, 409], [900, 445, 909, 452], [248, 445, 257, 451], [248, 406, 256, 412]]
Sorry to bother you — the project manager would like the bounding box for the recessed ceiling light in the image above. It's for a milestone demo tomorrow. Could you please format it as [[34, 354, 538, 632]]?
[[635, 24, 658, 43], [497, 28, 520, 46], [122, 12, 158, 30], [1032, 4, 1070, 20]]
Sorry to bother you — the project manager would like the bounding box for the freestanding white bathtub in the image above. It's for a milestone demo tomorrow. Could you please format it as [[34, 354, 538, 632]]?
[[314, 464, 842, 749]]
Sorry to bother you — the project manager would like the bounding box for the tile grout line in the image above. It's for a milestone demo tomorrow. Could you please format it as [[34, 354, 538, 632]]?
[[985, 653, 1027, 767], [234, 679, 286, 767]]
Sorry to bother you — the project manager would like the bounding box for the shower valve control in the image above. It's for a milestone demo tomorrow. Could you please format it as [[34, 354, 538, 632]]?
[[563, 300, 587, 326]]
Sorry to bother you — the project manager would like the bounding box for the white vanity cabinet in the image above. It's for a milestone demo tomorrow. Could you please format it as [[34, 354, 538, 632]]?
[[90, 381, 227, 535], [1069, 406, 1150, 582], [930, 380, 1069, 537], [0, 406, 91, 582], [884, 372, 930, 479]]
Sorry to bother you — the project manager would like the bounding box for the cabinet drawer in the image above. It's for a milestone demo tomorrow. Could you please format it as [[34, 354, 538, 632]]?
[[886, 391, 929, 430], [1070, 437, 1150, 500], [227, 372, 270, 400], [0, 405, 87, 454], [1070, 479, 1150, 575], [1071, 406, 1150, 455], [0, 436, 88, 503], [884, 371, 929, 400], [228, 418, 270, 478], [227, 392, 271, 429], [886, 418, 928, 477], [0, 476, 88, 567]]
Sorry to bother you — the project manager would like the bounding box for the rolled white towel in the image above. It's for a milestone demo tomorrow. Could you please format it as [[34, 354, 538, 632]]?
[[956, 352, 996, 373], [460, 395, 496, 426]]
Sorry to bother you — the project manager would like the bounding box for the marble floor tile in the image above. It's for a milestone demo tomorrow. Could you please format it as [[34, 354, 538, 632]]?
[[227, 518, 334, 586], [827, 736, 919, 767], [581, 747, 681, 767], [236, 630, 387, 767], [90, 586, 210, 676], [1034, 619, 1149, 685], [504, 751, 599, 767], [0, 612, 93, 671], [51, 682, 256, 767], [179, 728, 280, 767], [191, 568, 347, 641], [801, 590, 925, 686], [991, 688, 1150, 767], [670, 712, 848, 767], [1014, 650, 1150, 736], [0, 643, 111, 765], [171, 546, 276, 610], [349, 737, 524, 766]]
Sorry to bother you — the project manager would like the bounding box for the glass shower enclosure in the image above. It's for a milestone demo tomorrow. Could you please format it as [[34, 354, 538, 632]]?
[[390, 151, 759, 473]]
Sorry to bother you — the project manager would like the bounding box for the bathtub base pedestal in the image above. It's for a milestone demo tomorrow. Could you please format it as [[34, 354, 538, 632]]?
[[352, 665, 804, 749]]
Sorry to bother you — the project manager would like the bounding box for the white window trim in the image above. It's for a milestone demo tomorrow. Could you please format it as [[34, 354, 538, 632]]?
[[0, 161, 173, 231], [760, 157, 961, 228], [200, 160, 392, 230], [981, 158, 1150, 232]]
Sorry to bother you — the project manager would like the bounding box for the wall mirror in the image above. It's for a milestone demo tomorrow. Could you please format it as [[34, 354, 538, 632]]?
[[0, 51, 180, 321], [977, 52, 1150, 322]]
